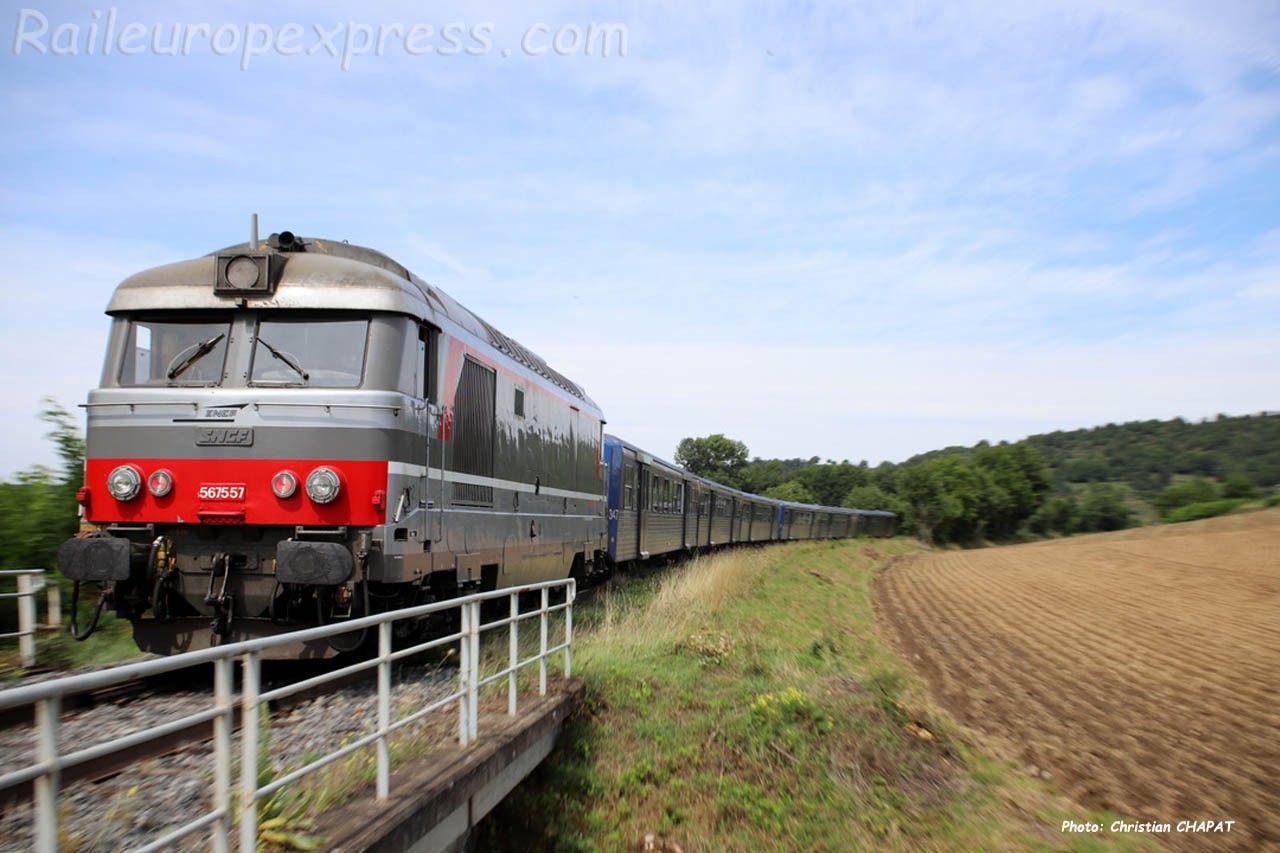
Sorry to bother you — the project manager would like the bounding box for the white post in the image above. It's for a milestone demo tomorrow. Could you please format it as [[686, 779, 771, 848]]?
[[239, 652, 261, 853], [45, 579, 61, 628], [212, 657, 232, 853], [539, 587, 549, 696], [18, 573, 36, 669], [508, 592, 519, 716], [376, 622, 391, 800], [34, 695, 60, 853], [564, 582, 574, 679], [458, 602, 471, 747], [468, 600, 480, 743]]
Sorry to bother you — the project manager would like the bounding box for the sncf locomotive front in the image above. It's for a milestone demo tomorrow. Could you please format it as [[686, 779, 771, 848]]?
[[57, 231, 608, 656]]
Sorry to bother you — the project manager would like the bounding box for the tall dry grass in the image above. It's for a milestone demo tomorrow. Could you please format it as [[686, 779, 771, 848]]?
[[591, 547, 771, 651]]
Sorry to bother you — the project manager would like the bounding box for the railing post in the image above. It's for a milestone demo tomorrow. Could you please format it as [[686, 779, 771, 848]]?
[[33, 694, 60, 853], [239, 651, 261, 853], [376, 621, 392, 800], [508, 592, 519, 716], [458, 601, 471, 747], [18, 572, 36, 669], [539, 586, 549, 696], [564, 581, 575, 679], [45, 577, 60, 629], [212, 657, 232, 853], [468, 599, 480, 743]]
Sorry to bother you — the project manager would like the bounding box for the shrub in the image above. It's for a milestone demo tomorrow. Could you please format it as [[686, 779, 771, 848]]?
[[1154, 479, 1219, 517], [1220, 474, 1259, 499], [1164, 499, 1248, 524], [1077, 483, 1133, 532]]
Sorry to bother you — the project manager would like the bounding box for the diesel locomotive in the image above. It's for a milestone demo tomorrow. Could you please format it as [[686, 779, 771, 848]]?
[[56, 229, 894, 657]]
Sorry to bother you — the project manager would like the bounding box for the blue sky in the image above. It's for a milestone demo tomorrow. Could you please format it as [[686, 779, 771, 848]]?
[[2, 1, 1278, 478]]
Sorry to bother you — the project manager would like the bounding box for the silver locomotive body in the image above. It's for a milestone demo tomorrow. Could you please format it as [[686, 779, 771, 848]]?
[[59, 233, 606, 656]]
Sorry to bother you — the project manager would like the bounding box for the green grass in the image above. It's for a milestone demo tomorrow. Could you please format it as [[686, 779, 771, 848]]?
[[1, 610, 142, 680], [479, 541, 1156, 852]]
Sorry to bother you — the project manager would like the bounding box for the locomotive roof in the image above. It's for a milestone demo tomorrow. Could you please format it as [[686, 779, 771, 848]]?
[[105, 234, 591, 404]]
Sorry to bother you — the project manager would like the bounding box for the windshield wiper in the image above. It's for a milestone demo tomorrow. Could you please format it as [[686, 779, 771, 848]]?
[[257, 337, 310, 382], [166, 334, 226, 380]]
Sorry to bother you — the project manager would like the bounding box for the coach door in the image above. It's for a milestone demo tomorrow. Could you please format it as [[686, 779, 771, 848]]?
[[637, 462, 650, 558], [415, 325, 441, 547], [679, 480, 689, 548]]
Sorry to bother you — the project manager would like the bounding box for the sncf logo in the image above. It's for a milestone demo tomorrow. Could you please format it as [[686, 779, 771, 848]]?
[[196, 428, 254, 446]]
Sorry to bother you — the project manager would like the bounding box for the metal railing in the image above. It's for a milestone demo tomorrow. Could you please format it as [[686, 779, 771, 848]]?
[[0, 578, 575, 853], [0, 569, 62, 669]]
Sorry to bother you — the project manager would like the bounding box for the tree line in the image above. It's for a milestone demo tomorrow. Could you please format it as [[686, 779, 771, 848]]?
[[676, 413, 1278, 545]]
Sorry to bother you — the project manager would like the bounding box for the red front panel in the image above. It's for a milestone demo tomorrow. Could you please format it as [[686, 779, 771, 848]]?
[[82, 458, 389, 526]]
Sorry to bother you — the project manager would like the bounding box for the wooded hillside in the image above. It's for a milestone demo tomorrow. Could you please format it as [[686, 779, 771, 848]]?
[[679, 412, 1280, 545]]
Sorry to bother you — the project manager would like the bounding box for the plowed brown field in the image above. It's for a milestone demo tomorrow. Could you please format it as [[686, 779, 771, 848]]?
[[875, 510, 1280, 851]]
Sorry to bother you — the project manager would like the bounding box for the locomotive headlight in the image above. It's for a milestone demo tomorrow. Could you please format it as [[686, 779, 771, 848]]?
[[272, 470, 298, 499], [225, 255, 261, 289], [147, 469, 174, 498], [107, 465, 142, 501], [214, 251, 279, 295], [305, 466, 341, 504]]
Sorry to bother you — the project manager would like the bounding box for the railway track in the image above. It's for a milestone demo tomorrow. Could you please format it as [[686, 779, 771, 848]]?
[[0, 657, 452, 812]]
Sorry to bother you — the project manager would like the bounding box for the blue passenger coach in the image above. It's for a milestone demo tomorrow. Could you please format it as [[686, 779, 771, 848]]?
[[604, 434, 894, 568]]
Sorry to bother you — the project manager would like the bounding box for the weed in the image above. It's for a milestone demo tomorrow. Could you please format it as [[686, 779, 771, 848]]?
[[749, 686, 832, 735], [716, 779, 789, 834]]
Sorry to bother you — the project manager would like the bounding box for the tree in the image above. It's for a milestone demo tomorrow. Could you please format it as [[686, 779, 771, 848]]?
[[1028, 495, 1078, 536], [1, 401, 84, 631], [763, 481, 815, 503], [0, 400, 85, 571], [674, 434, 748, 489], [842, 485, 908, 519], [896, 457, 994, 545], [973, 443, 1051, 538], [1221, 474, 1258, 499], [790, 461, 868, 506], [1077, 483, 1132, 532], [1154, 479, 1218, 517]]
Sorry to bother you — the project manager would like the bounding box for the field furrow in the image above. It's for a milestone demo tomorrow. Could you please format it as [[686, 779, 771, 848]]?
[[874, 510, 1280, 851]]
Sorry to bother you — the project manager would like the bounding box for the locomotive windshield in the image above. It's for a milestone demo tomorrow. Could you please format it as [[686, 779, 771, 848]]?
[[113, 314, 370, 388], [120, 316, 232, 386], [249, 318, 368, 388]]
